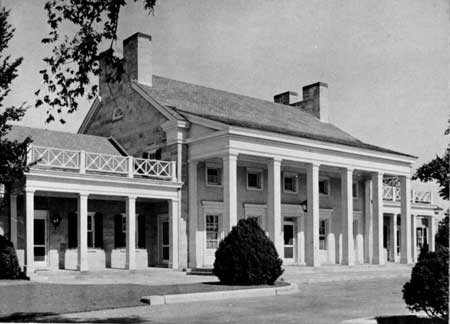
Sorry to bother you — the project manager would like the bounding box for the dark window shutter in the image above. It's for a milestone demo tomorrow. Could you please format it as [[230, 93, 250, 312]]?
[[68, 212, 78, 248], [94, 212, 103, 248], [138, 214, 146, 248], [114, 214, 124, 248]]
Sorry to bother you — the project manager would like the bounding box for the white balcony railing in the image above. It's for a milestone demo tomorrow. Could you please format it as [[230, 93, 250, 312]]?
[[383, 185, 432, 204], [28, 145, 177, 181]]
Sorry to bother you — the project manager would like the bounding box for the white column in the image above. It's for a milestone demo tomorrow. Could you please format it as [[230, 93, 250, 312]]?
[[341, 168, 354, 265], [223, 153, 238, 232], [169, 199, 179, 269], [372, 172, 385, 264], [306, 163, 320, 266], [400, 175, 412, 264], [411, 214, 417, 262], [126, 196, 136, 270], [297, 215, 305, 264], [78, 192, 89, 272], [429, 216, 436, 252], [268, 158, 282, 257], [188, 161, 200, 268], [10, 194, 18, 248], [390, 214, 398, 262], [363, 179, 373, 263], [25, 189, 35, 275]]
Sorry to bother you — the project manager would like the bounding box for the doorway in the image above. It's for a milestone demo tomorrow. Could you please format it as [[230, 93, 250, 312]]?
[[158, 215, 169, 265], [34, 210, 49, 267], [283, 218, 295, 263]]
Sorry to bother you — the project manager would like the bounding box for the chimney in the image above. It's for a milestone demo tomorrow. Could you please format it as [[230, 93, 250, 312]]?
[[273, 82, 329, 123], [274, 91, 298, 105], [123, 32, 153, 86]]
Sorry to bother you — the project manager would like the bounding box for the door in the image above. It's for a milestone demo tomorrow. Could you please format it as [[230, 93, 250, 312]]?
[[283, 219, 295, 263], [34, 210, 49, 267], [204, 214, 220, 267], [158, 215, 169, 264]]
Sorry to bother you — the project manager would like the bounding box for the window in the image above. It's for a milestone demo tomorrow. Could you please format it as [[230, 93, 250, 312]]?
[[247, 169, 263, 190], [352, 182, 359, 198], [87, 213, 95, 248], [122, 214, 127, 234], [206, 167, 222, 186], [206, 215, 219, 249], [319, 219, 328, 250], [112, 108, 124, 121], [143, 148, 161, 160], [319, 178, 330, 195], [283, 173, 298, 193]]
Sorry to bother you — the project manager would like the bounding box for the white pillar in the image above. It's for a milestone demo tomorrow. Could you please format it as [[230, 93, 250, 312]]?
[[372, 172, 385, 264], [188, 161, 200, 268], [306, 163, 320, 266], [363, 179, 373, 263], [411, 214, 417, 262], [223, 153, 238, 232], [400, 175, 412, 264], [78, 192, 89, 272], [390, 214, 398, 262], [268, 158, 282, 257], [297, 216, 305, 265], [25, 189, 35, 275], [429, 216, 436, 252], [10, 194, 18, 248], [341, 168, 354, 265], [126, 196, 136, 270], [169, 199, 179, 269]]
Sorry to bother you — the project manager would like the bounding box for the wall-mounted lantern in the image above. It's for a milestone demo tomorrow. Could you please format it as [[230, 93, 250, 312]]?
[[51, 213, 62, 229], [300, 200, 308, 213]]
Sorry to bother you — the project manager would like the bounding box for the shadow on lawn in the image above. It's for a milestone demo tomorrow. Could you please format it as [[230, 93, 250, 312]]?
[[376, 315, 446, 324], [0, 312, 145, 323]]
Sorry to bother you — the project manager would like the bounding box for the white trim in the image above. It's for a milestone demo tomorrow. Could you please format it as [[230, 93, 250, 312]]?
[[205, 165, 223, 187], [246, 168, 264, 191], [78, 96, 101, 134], [181, 113, 228, 131], [283, 172, 298, 194]]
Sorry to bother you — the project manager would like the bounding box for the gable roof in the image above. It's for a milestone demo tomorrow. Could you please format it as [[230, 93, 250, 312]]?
[[6, 125, 122, 155], [136, 76, 415, 158]]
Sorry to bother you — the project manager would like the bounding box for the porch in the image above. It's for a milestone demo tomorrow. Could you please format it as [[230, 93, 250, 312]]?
[[8, 145, 182, 275]]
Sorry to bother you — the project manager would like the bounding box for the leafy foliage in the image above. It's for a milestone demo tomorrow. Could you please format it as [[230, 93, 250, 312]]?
[[0, 7, 31, 199], [402, 248, 449, 321], [213, 218, 283, 285], [37, 0, 157, 123], [0, 235, 26, 279], [435, 212, 449, 251]]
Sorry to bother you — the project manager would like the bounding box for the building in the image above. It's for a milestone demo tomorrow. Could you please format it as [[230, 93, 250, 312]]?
[[0, 32, 440, 274]]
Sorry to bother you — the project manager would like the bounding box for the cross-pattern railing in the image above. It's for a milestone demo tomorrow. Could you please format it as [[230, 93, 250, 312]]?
[[383, 185, 432, 204], [28, 145, 176, 181]]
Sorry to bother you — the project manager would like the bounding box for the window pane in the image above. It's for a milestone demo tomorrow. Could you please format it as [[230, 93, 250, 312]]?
[[122, 216, 126, 233], [87, 215, 93, 231], [87, 232, 93, 248], [206, 215, 219, 249], [34, 219, 46, 245], [352, 183, 358, 198], [162, 222, 169, 245], [284, 247, 293, 259], [319, 180, 328, 194], [162, 246, 169, 260], [248, 173, 261, 188], [284, 225, 294, 245], [34, 247, 45, 261], [284, 177, 296, 192], [207, 168, 221, 185]]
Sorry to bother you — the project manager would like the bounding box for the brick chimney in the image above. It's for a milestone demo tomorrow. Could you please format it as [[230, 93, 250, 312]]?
[[274, 91, 298, 105], [123, 32, 153, 87], [274, 82, 329, 123]]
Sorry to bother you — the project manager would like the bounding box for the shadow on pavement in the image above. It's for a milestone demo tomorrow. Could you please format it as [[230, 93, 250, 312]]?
[[376, 315, 446, 324], [0, 312, 145, 323]]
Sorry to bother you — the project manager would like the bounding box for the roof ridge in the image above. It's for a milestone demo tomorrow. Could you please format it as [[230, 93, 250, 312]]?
[[11, 124, 110, 140]]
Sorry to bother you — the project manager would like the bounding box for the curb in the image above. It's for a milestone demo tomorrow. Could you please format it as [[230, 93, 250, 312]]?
[[141, 282, 297, 306]]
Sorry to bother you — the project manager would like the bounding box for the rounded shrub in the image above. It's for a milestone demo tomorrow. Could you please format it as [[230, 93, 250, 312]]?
[[0, 235, 24, 279], [213, 217, 283, 285], [402, 247, 449, 321]]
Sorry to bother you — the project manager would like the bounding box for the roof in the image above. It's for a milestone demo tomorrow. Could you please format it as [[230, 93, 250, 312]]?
[[6, 125, 121, 155], [135, 76, 416, 158]]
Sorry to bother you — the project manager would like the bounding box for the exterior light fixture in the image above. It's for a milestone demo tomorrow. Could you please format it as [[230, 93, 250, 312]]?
[[300, 200, 308, 213], [51, 213, 62, 229]]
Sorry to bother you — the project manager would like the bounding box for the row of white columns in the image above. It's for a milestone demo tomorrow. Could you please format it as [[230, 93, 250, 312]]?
[[22, 190, 179, 275], [189, 152, 416, 267]]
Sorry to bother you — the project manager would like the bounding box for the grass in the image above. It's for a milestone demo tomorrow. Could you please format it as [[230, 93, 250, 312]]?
[[0, 280, 288, 322]]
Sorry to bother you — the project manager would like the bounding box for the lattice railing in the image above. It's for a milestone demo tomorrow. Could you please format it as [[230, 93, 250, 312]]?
[[30, 145, 80, 169], [28, 145, 176, 181], [383, 185, 432, 204], [85, 152, 128, 174], [383, 185, 394, 201], [133, 158, 174, 179], [413, 191, 432, 204]]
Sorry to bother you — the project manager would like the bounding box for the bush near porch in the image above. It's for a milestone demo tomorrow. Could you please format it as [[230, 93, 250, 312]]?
[[213, 217, 283, 285], [0, 235, 27, 279]]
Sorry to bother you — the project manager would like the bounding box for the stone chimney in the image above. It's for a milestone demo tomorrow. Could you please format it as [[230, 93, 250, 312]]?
[[123, 32, 153, 87], [274, 82, 329, 123]]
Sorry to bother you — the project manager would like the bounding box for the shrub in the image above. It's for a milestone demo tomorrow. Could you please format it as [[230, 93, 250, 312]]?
[[402, 248, 449, 321], [0, 235, 24, 279], [435, 214, 449, 251], [213, 217, 283, 285]]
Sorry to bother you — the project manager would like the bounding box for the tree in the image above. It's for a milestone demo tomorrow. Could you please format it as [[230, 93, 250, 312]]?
[[435, 211, 449, 251], [413, 118, 450, 200], [36, 0, 157, 123], [0, 7, 31, 206]]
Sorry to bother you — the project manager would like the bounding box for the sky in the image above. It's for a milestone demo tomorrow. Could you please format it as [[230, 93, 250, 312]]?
[[3, 1, 449, 171]]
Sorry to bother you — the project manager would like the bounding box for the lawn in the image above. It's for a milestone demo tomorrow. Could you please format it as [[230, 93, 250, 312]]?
[[0, 280, 288, 322]]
